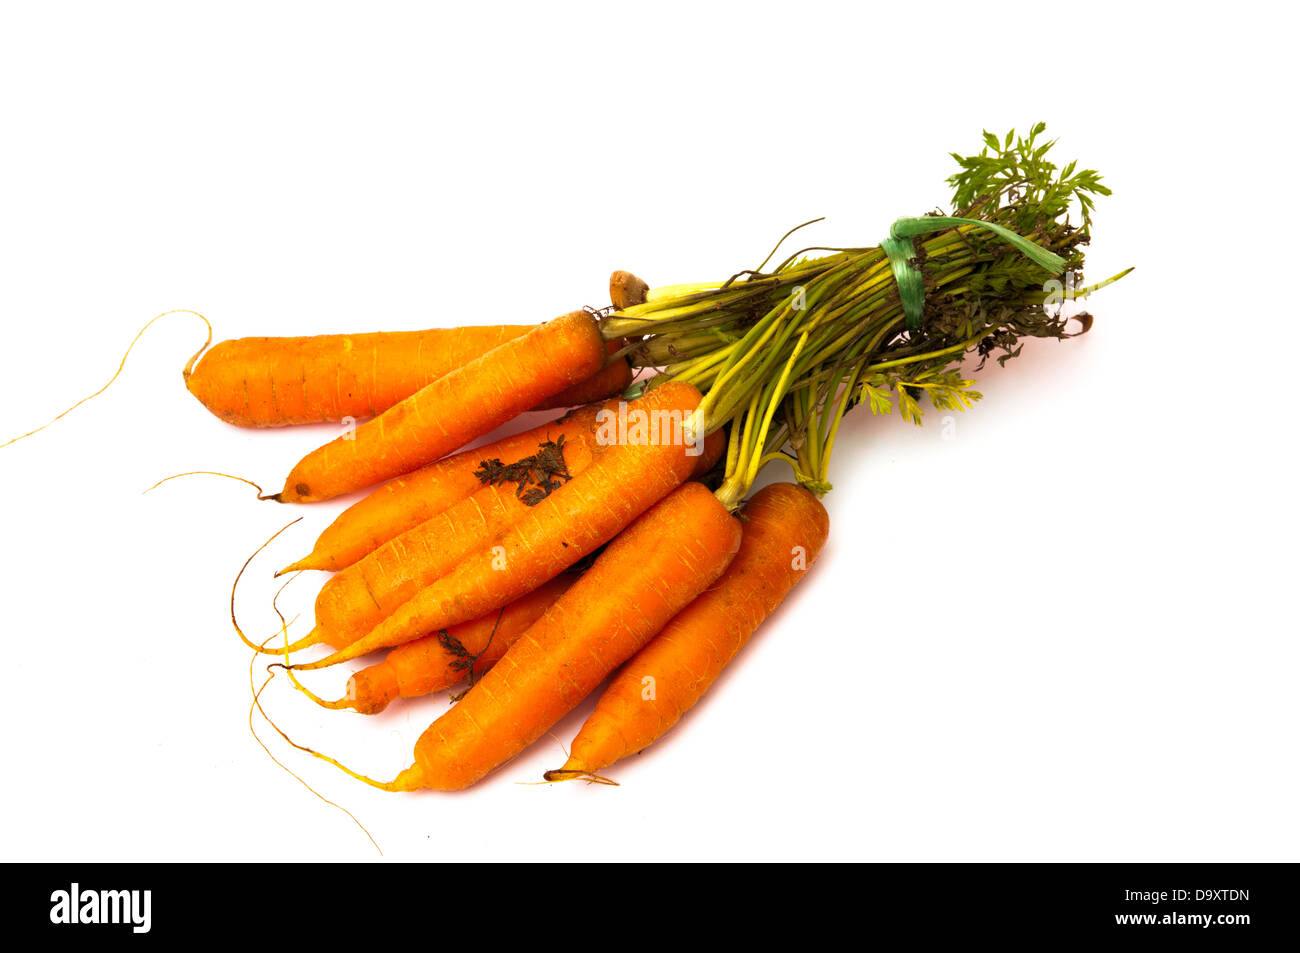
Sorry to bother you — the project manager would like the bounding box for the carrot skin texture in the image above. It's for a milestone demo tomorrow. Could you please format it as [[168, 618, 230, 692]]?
[[276, 310, 607, 502], [188, 327, 518, 428], [186, 326, 629, 428], [305, 401, 717, 581], [392, 481, 742, 791], [284, 399, 617, 574], [344, 574, 575, 714], [303, 391, 710, 649], [551, 341, 631, 407], [557, 482, 829, 778], [292, 380, 707, 669], [308, 434, 597, 651]]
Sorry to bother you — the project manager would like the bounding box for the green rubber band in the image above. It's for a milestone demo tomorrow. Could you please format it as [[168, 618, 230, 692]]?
[[880, 232, 925, 331], [883, 216, 1068, 331]]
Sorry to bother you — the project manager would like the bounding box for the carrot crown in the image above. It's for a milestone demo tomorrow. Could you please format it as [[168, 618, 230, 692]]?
[[600, 123, 1131, 509]]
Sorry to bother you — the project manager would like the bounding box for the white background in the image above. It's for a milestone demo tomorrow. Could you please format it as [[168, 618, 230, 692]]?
[[1, 2, 1295, 862]]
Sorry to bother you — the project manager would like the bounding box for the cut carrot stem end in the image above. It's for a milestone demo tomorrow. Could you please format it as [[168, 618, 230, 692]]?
[[609, 270, 649, 311]]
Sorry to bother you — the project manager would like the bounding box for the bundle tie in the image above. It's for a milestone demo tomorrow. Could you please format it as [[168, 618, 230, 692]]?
[[882, 216, 1068, 331]]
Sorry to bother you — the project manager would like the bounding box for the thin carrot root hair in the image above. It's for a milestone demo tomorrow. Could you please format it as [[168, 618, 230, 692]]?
[[541, 768, 620, 786], [253, 671, 404, 791], [269, 662, 354, 711], [246, 623, 381, 854], [228, 518, 327, 655], [515, 733, 619, 786], [251, 692, 406, 792], [1, 309, 213, 450], [263, 571, 354, 709], [246, 578, 408, 793], [144, 470, 278, 501]]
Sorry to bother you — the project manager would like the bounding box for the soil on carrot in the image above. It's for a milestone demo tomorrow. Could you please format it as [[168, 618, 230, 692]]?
[[474, 436, 572, 506]]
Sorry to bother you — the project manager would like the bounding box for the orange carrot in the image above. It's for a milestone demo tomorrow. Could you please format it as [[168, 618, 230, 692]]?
[[550, 341, 631, 406], [283, 399, 722, 576], [298, 428, 598, 653], [288, 380, 709, 670], [273, 310, 607, 503], [280, 403, 608, 574], [319, 574, 576, 714], [546, 482, 829, 782], [334, 480, 741, 792], [186, 326, 630, 428], [281, 391, 724, 657], [286, 405, 718, 652]]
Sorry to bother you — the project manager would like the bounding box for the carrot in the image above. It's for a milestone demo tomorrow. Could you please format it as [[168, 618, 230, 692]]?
[[314, 574, 576, 714], [278, 278, 650, 572], [283, 397, 722, 576], [287, 380, 709, 670], [319, 480, 741, 792], [186, 326, 630, 428], [296, 426, 598, 653], [284, 403, 721, 654], [273, 310, 608, 503], [546, 482, 829, 782], [549, 341, 631, 406], [279, 403, 608, 575]]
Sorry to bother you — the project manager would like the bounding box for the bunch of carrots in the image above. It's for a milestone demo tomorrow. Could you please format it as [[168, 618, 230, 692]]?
[[7, 125, 1129, 799]]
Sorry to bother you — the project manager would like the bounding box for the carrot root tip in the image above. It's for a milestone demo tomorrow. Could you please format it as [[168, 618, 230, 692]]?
[[542, 768, 619, 786], [276, 555, 323, 576]]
